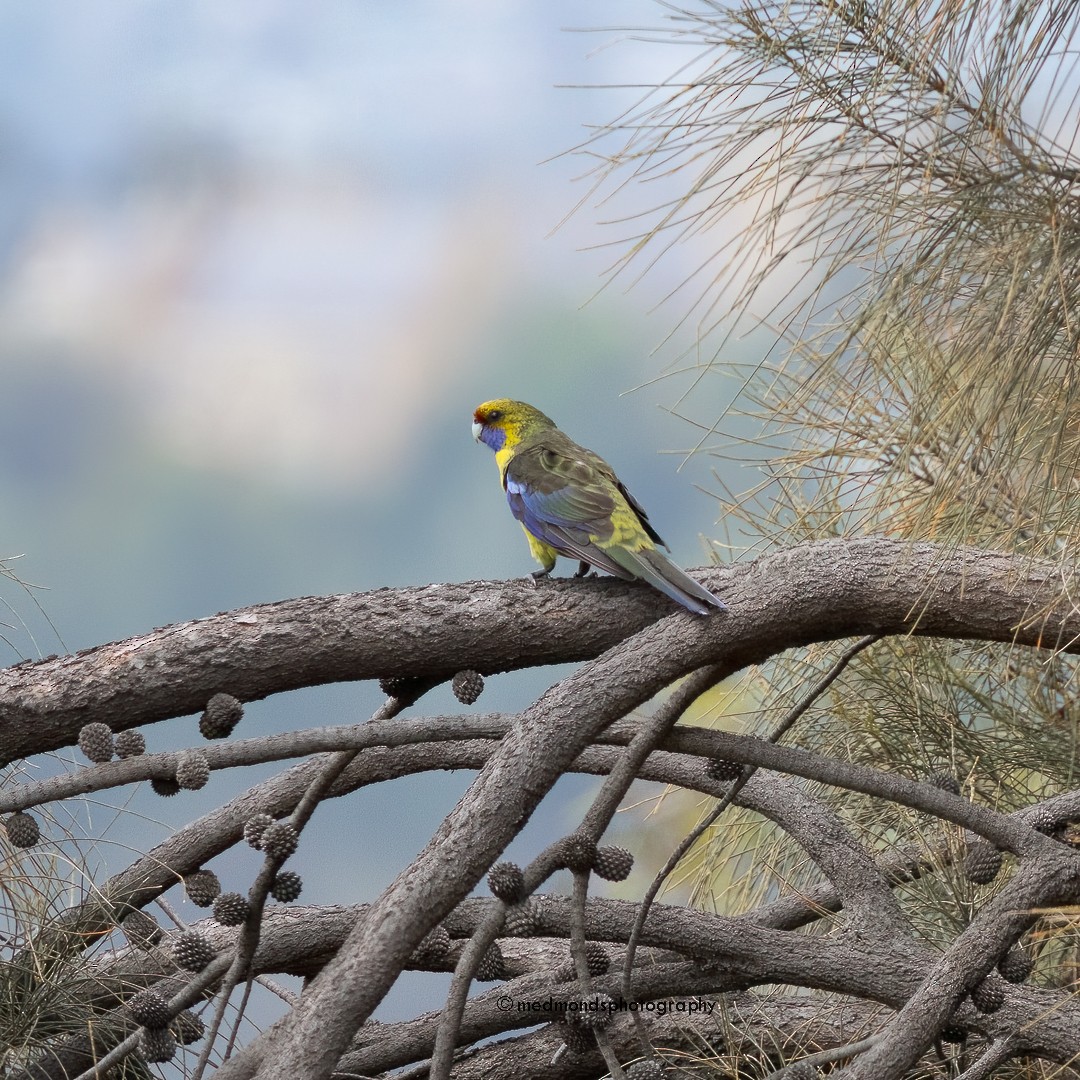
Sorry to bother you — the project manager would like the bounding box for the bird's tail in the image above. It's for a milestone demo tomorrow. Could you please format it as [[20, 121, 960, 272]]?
[[613, 546, 727, 616]]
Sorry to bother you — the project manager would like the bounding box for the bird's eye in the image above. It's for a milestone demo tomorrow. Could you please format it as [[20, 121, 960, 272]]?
[[487, 409, 503, 421]]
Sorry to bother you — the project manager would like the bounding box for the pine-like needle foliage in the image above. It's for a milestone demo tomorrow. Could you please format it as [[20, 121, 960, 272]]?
[[588, 0, 1080, 558], [589, 0, 1080, 1047]]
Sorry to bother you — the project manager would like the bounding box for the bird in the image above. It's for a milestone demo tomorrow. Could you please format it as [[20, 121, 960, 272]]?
[[472, 398, 726, 615]]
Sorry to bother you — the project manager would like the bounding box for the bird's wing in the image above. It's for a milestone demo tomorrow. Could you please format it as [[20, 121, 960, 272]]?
[[505, 432, 666, 542], [614, 477, 667, 548], [503, 438, 638, 578]]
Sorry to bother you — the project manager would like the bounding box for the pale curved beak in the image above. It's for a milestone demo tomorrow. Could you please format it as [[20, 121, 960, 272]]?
[[471, 421, 483, 442]]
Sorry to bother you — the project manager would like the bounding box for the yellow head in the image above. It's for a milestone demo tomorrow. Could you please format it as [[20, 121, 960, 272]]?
[[472, 399, 557, 453]]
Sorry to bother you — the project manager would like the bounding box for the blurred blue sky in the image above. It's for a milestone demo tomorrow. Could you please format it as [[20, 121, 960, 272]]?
[[0, 0, 758, 1028], [0, 1, 752, 643]]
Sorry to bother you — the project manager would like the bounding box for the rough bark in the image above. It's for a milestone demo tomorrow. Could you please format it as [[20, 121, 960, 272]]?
[[10, 538, 1080, 1079], [1, 537, 1074, 767]]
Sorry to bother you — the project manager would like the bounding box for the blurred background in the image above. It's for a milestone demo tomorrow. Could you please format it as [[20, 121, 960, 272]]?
[[0, 0, 758, 1026]]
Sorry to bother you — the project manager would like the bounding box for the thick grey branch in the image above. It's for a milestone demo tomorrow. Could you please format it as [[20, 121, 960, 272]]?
[[11, 537, 1080, 1079], [1, 538, 1078, 767], [841, 849, 1080, 1078]]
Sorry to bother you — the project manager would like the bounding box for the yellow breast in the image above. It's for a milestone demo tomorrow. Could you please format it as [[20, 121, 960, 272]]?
[[495, 443, 515, 482]]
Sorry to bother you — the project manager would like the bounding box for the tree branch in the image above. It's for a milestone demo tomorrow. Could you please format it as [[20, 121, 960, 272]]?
[[3, 538, 1078, 767]]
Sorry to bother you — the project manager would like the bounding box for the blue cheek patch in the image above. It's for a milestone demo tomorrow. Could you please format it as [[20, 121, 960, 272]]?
[[482, 426, 506, 451]]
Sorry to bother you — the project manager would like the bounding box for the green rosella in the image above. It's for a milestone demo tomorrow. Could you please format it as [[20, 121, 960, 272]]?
[[472, 398, 725, 615]]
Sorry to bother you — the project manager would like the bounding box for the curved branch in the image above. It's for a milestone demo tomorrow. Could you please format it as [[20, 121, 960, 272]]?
[[11, 537, 1080, 1080], [1, 537, 1077, 766], [47, 709, 1073, 967], [842, 849, 1080, 1078]]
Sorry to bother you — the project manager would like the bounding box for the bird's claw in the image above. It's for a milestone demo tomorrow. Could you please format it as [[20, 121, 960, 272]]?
[[527, 568, 552, 588]]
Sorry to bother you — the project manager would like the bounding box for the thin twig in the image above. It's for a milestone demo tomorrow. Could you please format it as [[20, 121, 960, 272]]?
[[191, 693, 422, 1080], [570, 869, 625, 1079], [427, 662, 730, 1080], [953, 1037, 1015, 1079], [621, 635, 882, 1009], [71, 954, 232, 1080], [762, 1034, 882, 1078]]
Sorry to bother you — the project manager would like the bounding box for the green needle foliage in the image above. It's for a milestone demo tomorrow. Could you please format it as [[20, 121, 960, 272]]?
[[587, 1, 1080, 1058], [589, 0, 1080, 561]]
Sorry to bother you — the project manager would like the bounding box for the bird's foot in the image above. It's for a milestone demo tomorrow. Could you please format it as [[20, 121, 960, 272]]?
[[527, 568, 552, 588], [573, 561, 594, 579]]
